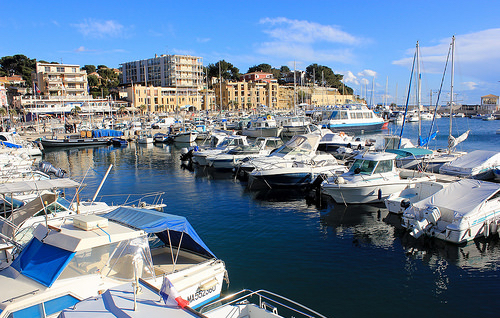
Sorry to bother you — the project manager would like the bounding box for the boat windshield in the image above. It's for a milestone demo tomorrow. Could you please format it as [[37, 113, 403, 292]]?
[[272, 136, 313, 157], [58, 236, 155, 282], [349, 159, 378, 175]]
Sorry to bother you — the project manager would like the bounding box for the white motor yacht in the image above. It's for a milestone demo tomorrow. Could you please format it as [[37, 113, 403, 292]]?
[[248, 152, 347, 189], [0, 208, 227, 317], [237, 133, 326, 179], [206, 137, 283, 170], [242, 115, 283, 138], [192, 135, 249, 166], [321, 152, 435, 204], [401, 179, 500, 244]]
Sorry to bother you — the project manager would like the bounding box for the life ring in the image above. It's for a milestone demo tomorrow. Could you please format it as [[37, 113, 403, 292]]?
[[339, 132, 345, 137], [266, 115, 272, 120]]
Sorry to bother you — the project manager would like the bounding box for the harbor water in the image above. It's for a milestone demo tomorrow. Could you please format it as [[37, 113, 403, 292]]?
[[43, 117, 500, 318]]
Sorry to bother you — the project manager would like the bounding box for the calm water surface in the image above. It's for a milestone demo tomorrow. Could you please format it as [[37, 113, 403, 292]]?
[[43, 117, 500, 318]]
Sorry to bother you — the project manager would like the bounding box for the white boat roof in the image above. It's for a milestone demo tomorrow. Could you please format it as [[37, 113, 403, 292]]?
[[444, 150, 500, 169], [33, 216, 144, 252], [60, 280, 198, 318], [354, 151, 397, 161], [0, 178, 80, 194], [413, 179, 500, 216]]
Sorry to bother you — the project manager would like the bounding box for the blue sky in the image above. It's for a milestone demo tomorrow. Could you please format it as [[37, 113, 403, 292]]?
[[2, 0, 500, 105]]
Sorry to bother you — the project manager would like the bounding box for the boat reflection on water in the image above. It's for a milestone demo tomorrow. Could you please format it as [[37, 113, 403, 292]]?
[[319, 203, 400, 249], [401, 232, 500, 271]]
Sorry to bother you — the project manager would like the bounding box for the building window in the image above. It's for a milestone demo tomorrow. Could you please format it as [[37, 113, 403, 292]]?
[[45, 67, 51, 72], [57, 67, 65, 72]]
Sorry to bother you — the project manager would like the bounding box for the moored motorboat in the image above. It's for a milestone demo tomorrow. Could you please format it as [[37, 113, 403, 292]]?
[[0, 208, 227, 317], [401, 179, 500, 244], [248, 152, 347, 189], [206, 137, 283, 170], [438, 150, 500, 180], [384, 180, 449, 214], [242, 115, 283, 138], [321, 152, 436, 204], [317, 104, 386, 133]]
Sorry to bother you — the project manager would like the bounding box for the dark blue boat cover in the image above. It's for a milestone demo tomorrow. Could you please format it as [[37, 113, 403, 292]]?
[[102, 207, 216, 258], [92, 129, 124, 137]]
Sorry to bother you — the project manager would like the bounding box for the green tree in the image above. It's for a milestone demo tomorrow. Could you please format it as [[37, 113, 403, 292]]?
[[0, 54, 37, 87], [248, 63, 272, 73], [305, 64, 353, 95], [81, 65, 96, 74], [206, 60, 240, 86], [88, 74, 100, 88]]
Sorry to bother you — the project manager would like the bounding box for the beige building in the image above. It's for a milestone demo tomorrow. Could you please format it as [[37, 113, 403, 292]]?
[[32, 63, 88, 97], [120, 55, 204, 89], [481, 94, 499, 113], [213, 81, 279, 111], [123, 84, 215, 113], [278, 85, 357, 109]]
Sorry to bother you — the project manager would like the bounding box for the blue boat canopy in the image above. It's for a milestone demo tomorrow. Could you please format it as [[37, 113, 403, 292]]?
[[386, 148, 433, 158], [92, 129, 123, 137], [102, 207, 216, 258]]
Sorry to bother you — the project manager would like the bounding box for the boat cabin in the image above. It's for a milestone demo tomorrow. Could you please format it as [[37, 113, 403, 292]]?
[[348, 152, 397, 176]]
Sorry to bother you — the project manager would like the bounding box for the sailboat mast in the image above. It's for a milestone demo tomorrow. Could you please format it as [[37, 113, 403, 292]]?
[[416, 41, 422, 140], [449, 35, 455, 137]]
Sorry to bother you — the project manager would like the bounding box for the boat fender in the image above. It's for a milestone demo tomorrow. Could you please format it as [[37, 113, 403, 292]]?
[[490, 221, 498, 235], [484, 221, 490, 238], [378, 189, 382, 200], [400, 199, 411, 209]]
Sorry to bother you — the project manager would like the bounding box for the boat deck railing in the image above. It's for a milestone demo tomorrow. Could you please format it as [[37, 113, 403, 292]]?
[[199, 289, 327, 318], [94, 191, 166, 210]]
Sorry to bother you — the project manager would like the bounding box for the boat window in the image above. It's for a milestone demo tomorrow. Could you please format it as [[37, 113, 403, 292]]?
[[373, 160, 393, 173], [59, 236, 154, 282], [340, 111, 348, 119], [349, 159, 377, 175], [8, 294, 80, 318], [329, 111, 339, 120]]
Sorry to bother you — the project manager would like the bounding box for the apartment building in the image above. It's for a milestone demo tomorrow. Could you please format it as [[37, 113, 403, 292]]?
[[120, 54, 204, 89], [122, 84, 215, 113], [32, 63, 88, 97], [214, 81, 278, 111]]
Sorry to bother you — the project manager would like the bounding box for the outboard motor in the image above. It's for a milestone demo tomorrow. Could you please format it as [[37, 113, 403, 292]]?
[[38, 161, 67, 178], [410, 206, 441, 239]]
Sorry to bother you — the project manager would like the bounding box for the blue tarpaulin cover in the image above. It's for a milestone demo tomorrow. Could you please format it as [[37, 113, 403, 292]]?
[[92, 129, 123, 137], [12, 238, 75, 287], [102, 207, 216, 258]]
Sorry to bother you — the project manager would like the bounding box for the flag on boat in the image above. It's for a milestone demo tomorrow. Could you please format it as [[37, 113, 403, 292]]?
[[35, 84, 41, 94], [160, 276, 189, 308]]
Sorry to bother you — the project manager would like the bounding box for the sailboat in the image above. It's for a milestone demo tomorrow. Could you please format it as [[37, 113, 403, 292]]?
[[423, 36, 468, 172]]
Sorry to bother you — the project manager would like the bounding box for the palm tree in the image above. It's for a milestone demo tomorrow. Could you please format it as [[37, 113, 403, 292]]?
[[71, 106, 81, 117], [139, 104, 147, 115]]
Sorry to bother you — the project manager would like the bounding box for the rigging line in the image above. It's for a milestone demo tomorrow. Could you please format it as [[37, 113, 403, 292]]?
[[398, 50, 417, 149], [426, 41, 452, 148]]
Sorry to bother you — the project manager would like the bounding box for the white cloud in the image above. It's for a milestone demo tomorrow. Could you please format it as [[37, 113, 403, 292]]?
[[196, 37, 211, 43], [343, 71, 359, 85], [254, 17, 367, 67], [357, 69, 377, 78], [462, 81, 478, 90], [74, 46, 87, 52], [260, 17, 362, 45], [393, 29, 500, 84], [72, 19, 124, 38]]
